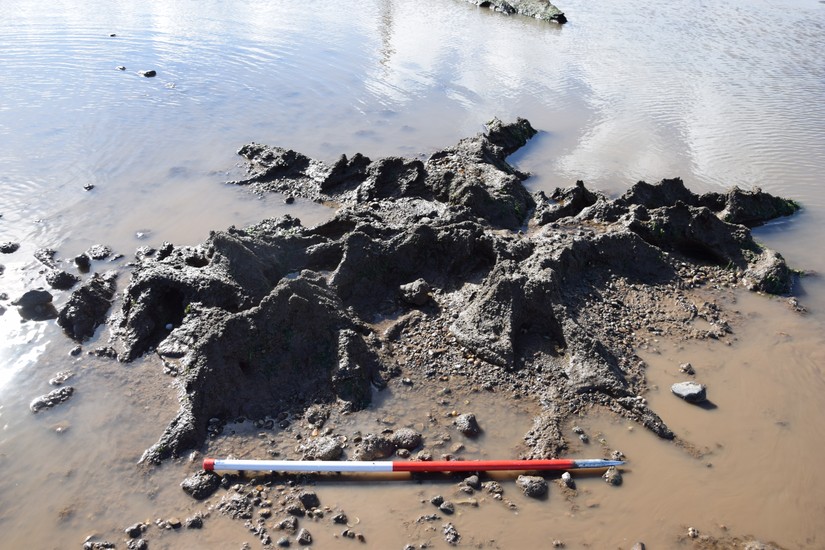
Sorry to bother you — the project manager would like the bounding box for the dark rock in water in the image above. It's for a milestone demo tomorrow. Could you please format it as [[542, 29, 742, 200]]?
[[391, 427, 423, 450], [75, 253, 91, 272], [13, 289, 57, 321], [180, 470, 221, 499], [217, 493, 253, 519], [13, 289, 53, 308], [116, 66, 126, 71], [138, 70, 157, 77], [185, 514, 204, 528], [34, 247, 57, 267], [86, 244, 112, 260], [516, 475, 548, 498], [0, 241, 20, 254], [46, 269, 80, 290], [463, 474, 481, 489], [297, 490, 320, 510], [296, 527, 312, 545], [30, 386, 74, 413], [0, 264, 5, 276], [439, 500, 455, 514], [124, 523, 146, 538], [468, 0, 567, 23], [443, 522, 461, 545], [49, 371, 74, 386], [454, 413, 481, 437], [84, 183, 95, 190], [84, 541, 116, 550], [671, 381, 707, 403], [399, 278, 431, 306], [57, 271, 118, 342]]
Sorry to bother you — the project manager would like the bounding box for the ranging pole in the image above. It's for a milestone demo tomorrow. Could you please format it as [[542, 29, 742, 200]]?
[[203, 458, 623, 473]]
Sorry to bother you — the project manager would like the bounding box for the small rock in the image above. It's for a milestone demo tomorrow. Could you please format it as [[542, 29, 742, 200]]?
[[299, 435, 343, 460], [391, 427, 423, 450], [331, 512, 348, 524], [167, 517, 182, 528], [679, 362, 695, 375], [516, 475, 548, 498], [552, 541, 565, 548], [86, 245, 112, 260], [296, 528, 312, 545], [430, 495, 444, 506], [185, 515, 204, 529], [688, 527, 699, 538], [75, 253, 91, 271], [454, 413, 481, 437], [0, 242, 20, 254], [602, 466, 623, 486], [124, 523, 145, 538], [84, 183, 95, 190], [70, 345, 82, 356], [49, 371, 74, 386], [298, 490, 320, 510], [126, 539, 147, 550], [276, 516, 298, 532], [463, 474, 480, 489], [46, 269, 80, 290], [438, 501, 455, 515], [180, 470, 221, 500], [116, 66, 126, 71], [631, 542, 646, 550], [285, 503, 305, 517], [560, 471, 575, 489], [139, 70, 157, 77], [284, 196, 295, 204], [30, 386, 74, 413], [399, 279, 431, 306], [671, 381, 707, 403], [443, 522, 460, 545], [276, 536, 291, 547]]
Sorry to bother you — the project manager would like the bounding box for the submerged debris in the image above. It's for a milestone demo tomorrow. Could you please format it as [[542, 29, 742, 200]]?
[[108, 118, 800, 464]]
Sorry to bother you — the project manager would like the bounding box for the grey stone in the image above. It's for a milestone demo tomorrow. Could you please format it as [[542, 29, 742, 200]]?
[[180, 470, 221, 499], [30, 386, 74, 413], [391, 427, 423, 450], [399, 279, 431, 306], [516, 475, 548, 498], [454, 413, 481, 437], [671, 381, 707, 403], [603, 466, 623, 486]]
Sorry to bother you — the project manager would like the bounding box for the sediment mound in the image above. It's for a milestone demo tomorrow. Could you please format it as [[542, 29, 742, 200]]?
[[111, 118, 799, 463]]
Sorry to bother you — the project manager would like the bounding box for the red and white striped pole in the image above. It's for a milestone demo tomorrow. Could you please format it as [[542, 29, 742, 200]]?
[[203, 458, 623, 473]]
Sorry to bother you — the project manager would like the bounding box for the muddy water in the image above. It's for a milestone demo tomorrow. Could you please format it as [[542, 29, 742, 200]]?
[[2, 0, 825, 548]]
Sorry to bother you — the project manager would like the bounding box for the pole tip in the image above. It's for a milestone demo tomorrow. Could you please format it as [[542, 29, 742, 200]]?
[[203, 458, 215, 471]]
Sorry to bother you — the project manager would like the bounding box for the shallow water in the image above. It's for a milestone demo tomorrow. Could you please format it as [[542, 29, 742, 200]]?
[[2, 0, 825, 547]]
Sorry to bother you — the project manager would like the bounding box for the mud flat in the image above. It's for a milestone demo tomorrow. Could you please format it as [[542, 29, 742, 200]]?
[[68, 118, 798, 548]]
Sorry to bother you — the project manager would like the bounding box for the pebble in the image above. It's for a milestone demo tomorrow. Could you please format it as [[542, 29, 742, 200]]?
[[454, 413, 481, 437], [688, 527, 699, 538], [516, 475, 548, 498], [276, 536, 290, 547], [138, 70, 157, 77], [443, 522, 460, 545], [438, 501, 455, 515], [602, 466, 623, 486], [49, 371, 74, 386], [298, 490, 320, 509], [679, 362, 696, 375], [296, 527, 312, 545], [561, 471, 575, 489], [0, 242, 20, 254], [631, 543, 646, 550], [671, 381, 707, 403], [30, 386, 74, 413]]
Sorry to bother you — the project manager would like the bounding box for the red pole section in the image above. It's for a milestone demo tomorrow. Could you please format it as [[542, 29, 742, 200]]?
[[393, 459, 576, 472]]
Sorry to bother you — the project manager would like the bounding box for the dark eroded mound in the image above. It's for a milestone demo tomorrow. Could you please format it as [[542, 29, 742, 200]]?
[[111, 118, 799, 463]]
